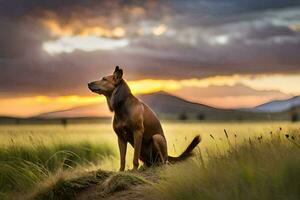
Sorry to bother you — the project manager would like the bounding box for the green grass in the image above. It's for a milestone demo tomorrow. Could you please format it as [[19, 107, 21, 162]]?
[[153, 130, 300, 200], [32, 170, 113, 200], [0, 137, 116, 199], [0, 122, 299, 199]]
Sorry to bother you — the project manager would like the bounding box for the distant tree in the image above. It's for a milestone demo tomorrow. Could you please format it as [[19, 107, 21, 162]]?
[[178, 112, 188, 120], [61, 118, 68, 127], [291, 113, 298, 122], [290, 106, 298, 122], [237, 115, 243, 121], [196, 113, 205, 120]]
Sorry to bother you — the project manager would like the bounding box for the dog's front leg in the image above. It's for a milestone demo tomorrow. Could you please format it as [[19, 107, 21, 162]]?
[[118, 137, 127, 171], [133, 129, 143, 170]]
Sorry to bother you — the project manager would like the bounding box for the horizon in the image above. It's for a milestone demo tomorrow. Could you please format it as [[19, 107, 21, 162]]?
[[0, 90, 297, 119], [1, 0, 300, 117]]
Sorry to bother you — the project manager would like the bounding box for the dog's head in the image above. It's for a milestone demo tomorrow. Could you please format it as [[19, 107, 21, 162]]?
[[88, 66, 123, 95]]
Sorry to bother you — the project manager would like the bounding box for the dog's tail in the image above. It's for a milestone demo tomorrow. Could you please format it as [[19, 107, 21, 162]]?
[[168, 135, 201, 163]]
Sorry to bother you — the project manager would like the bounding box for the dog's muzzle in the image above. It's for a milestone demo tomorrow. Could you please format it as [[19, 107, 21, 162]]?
[[88, 82, 99, 92], [87, 82, 93, 90]]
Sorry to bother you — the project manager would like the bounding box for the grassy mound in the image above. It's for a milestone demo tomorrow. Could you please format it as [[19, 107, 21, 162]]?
[[33, 170, 112, 200], [0, 141, 115, 198], [101, 173, 146, 195], [153, 131, 300, 200], [32, 170, 146, 200]]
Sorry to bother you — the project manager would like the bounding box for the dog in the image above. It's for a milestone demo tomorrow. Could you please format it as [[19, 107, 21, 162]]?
[[88, 66, 201, 171]]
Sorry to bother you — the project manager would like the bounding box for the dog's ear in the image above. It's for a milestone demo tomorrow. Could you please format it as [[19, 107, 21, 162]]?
[[113, 66, 123, 83]]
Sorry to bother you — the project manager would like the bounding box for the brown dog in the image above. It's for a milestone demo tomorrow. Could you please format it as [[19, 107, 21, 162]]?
[[88, 66, 201, 171]]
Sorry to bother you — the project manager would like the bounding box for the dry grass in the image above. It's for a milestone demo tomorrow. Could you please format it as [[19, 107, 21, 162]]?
[[152, 129, 300, 200], [0, 122, 299, 199], [30, 170, 146, 200]]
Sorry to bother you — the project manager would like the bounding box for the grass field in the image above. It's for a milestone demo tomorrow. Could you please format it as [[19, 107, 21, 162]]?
[[153, 127, 300, 200], [0, 121, 299, 199]]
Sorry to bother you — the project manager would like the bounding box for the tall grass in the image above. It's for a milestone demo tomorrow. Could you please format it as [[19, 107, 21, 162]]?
[[0, 140, 115, 198], [1, 123, 299, 199], [153, 130, 300, 200]]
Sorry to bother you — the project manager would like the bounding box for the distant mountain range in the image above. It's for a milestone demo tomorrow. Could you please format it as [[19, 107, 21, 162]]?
[[35, 91, 300, 121], [254, 96, 300, 112]]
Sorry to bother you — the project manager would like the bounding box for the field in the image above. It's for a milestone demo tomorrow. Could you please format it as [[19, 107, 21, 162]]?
[[0, 121, 299, 199]]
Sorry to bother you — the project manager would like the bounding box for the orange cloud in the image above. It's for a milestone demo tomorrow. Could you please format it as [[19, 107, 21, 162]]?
[[42, 17, 126, 38]]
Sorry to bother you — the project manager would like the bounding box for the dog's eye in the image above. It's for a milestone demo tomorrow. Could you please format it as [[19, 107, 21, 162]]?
[[102, 77, 107, 81]]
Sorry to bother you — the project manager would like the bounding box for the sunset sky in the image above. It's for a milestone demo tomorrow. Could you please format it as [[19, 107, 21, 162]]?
[[0, 0, 300, 117]]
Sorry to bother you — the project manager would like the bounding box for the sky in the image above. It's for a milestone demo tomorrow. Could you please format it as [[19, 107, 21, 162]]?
[[0, 0, 300, 117]]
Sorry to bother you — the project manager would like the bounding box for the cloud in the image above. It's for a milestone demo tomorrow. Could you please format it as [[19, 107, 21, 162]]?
[[173, 83, 288, 98], [43, 35, 129, 54], [0, 0, 300, 97], [170, 83, 290, 108]]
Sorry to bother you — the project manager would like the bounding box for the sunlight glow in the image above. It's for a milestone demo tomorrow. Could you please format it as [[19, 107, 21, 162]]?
[[1, 74, 299, 117], [127, 76, 242, 94], [152, 24, 167, 36], [128, 74, 300, 95], [0, 96, 106, 117], [241, 74, 300, 95]]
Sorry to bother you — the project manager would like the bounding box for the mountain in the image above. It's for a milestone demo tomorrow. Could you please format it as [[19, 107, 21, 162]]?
[[254, 96, 300, 112], [38, 91, 219, 119], [37, 103, 111, 118], [36, 91, 288, 121], [139, 91, 218, 113]]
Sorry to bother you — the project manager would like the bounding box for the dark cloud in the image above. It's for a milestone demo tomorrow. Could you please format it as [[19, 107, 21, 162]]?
[[245, 24, 296, 40], [0, 1, 117, 18], [0, 19, 45, 58], [170, 0, 300, 27], [0, 0, 300, 96]]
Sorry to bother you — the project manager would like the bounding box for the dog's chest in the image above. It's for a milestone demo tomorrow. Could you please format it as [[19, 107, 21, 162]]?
[[113, 119, 133, 140]]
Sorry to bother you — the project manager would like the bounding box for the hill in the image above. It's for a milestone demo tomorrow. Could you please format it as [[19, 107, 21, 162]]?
[[35, 91, 293, 121], [254, 96, 300, 112]]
